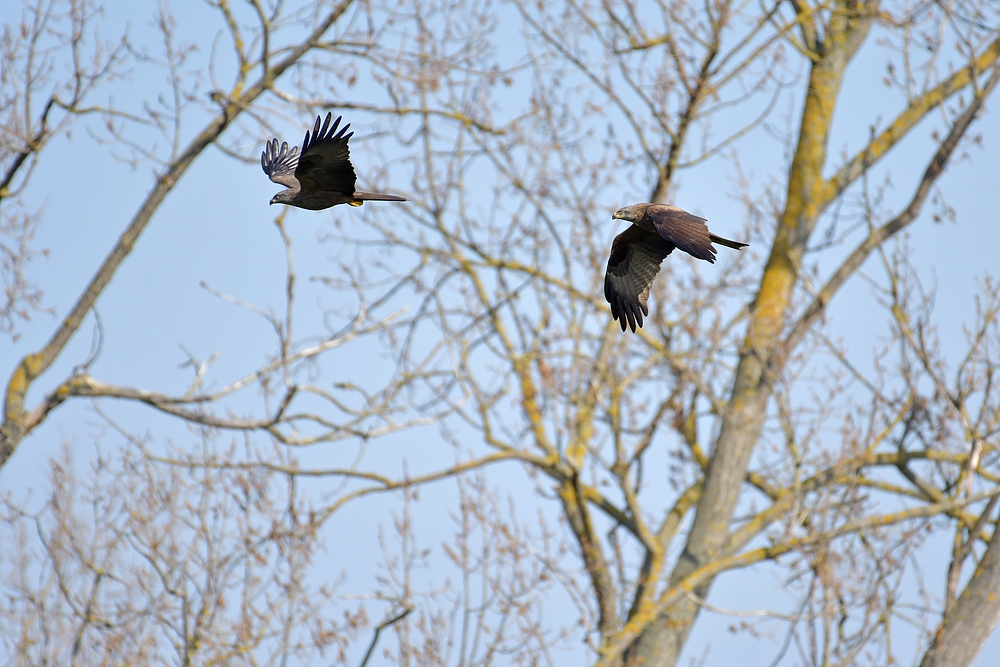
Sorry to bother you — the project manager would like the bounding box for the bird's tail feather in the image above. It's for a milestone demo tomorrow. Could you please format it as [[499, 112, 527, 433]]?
[[354, 191, 407, 202], [709, 233, 748, 251]]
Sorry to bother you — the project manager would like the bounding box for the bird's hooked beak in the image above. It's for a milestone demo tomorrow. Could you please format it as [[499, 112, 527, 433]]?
[[612, 209, 622, 220]]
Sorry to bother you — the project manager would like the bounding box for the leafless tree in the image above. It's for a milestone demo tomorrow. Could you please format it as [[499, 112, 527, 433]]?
[[2, 433, 369, 664], [3, 0, 1000, 666]]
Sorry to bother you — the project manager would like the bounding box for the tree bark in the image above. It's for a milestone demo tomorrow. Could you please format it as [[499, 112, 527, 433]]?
[[920, 519, 1000, 667]]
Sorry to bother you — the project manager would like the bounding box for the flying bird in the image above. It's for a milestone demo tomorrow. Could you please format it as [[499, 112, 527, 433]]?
[[261, 113, 407, 210], [604, 203, 748, 332]]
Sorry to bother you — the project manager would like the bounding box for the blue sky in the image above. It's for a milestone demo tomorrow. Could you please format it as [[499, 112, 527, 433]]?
[[3, 0, 1000, 664]]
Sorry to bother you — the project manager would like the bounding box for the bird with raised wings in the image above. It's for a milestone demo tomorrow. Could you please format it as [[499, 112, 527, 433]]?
[[604, 203, 748, 332], [261, 113, 406, 210]]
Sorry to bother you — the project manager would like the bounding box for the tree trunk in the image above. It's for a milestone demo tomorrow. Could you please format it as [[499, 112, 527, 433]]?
[[624, 4, 875, 664], [920, 520, 1000, 667]]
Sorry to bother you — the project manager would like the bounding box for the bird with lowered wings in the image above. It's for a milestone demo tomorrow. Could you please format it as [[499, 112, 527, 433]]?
[[604, 203, 748, 332], [261, 113, 406, 210]]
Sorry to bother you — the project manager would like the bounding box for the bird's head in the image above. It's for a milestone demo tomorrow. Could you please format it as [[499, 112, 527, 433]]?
[[612, 203, 648, 223], [270, 190, 293, 206]]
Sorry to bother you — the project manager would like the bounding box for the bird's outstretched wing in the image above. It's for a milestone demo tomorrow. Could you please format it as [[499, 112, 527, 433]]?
[[645, 204, 717, 262], [261, 139, 300, 190], [294, 113, 358, 195], [604, 225, 675, 332]]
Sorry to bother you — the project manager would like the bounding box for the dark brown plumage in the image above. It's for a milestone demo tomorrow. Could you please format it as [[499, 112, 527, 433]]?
[[261, 113, 406, 210], [604, 203, 748, 332]]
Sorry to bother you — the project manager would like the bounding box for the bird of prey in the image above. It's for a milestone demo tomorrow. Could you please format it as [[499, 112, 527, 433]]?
[[261, 113, 407, 210], [604, 203, 748, 332]]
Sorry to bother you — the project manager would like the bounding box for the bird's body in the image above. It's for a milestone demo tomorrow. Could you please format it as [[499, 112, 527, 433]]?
[[261, 113, 406, 210], [604, 203, 748, 332]]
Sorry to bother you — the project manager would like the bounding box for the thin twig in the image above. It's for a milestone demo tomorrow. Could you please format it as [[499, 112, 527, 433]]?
[[356, 606, 413, 667]]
